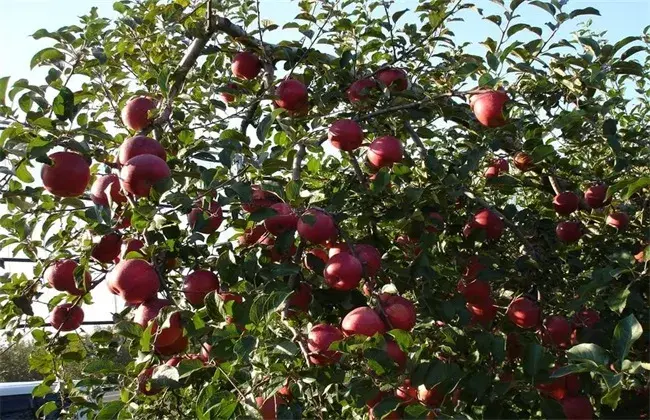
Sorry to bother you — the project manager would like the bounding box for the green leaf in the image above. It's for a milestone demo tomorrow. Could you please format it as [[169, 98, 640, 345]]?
[[16, 160, 34, 183], [601, 386, 621, 410], [249, 291, 290, 324], [612, 314, 642, 366], [607, 287, 630, 314], [620, 45, 645, 61], [611, 61, 643, 77], [95, 401, 124, 419], [0, 76, 9, 105], [510, 0, 525, 11], [229, 182, 252, 202], [567, 343, 609, 366], [578, 37, 601, 56], [569, 7, 601, 19], [530, 1, 556, 16], [274, 340, 299, 356], [52, 87, 76, 122], [531, 144, 555, 162], [250, 207, 278, 222], [256, 114, 275, 141], [523, 343, 545, 377], [30, 48, 65, 69], [285, 180, 302, 201]]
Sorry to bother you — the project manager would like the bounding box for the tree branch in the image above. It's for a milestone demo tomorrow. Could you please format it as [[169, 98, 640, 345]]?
[[548, 175, 562, 196], [404, 120, 427, 156], [292, 144, 306, 182], [347, 152, 366, 186]]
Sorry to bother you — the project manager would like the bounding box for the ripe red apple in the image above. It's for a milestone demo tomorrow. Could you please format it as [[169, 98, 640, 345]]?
[[463, 256, 485, 280], [90, 174, 126, 206], [238, 225, 268, 247], [457, 278, 491, 304], [553, 192, 580, 215], [91, 233, 122, 263], [182, 270, 219, 307], [188, 200, 223, 234], [418, 384, 443, 408], [342, 306, 386, 337], [507, 296, 541, 329], [107, 259, 159, 304], [41, 152, 90, 197], [134, 298, 183, 347], [463, 222, 477, 238], [470, 90, 508, 127], [562, 396, 593, 420], [513, 152, 533, 172], [395, 234, 421, 256], [307, 323, 344, 365], [118, 135, 166, 165], [584, 184, 608, 208], [606, 212, 629, 230], [484, 165, 500, 179], [367, 136, 403, 168], [303, 248, 328, 271], [264, 203, 298, 235], [572, 308, 600, 328], [473, 208, 504, 240], [232, 51, 262, 80], [376, 67, 408, 91], [220, 83, 238, 104], [556, 221, 582, 243], [260, 236, 297, 262], [385, 339, 406, 369], [328, 119, 364, 151], [45, 259, 91, 295], [494, 158, 509, 173], [275, 79, 308, 111], [137, 367, 160, 395], [122, 96, 157, 131], [256, 395, 283, 420], [323, 252, 363, 291], [541, 315, 572, 349], [50, 303, 84, 331], [395, 379, 418, 404], [467, 297, 497, 326], [347, 78, 379, 104], [121, 238, 145, 259], [155, 335, 188, 356], [330, 244, 382, 277], [378, 293, 416, 331], [120, 154, 171, 197], [297, 209, 338, 244], [287, 283, 312, 313], [242, 186, 282, 212]]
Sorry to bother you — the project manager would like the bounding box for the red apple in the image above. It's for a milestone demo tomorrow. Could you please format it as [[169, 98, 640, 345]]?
[[342, 306, 386, 337], [494, 158, 509, 173], [513, 152, 533, 172], [303, 248, 328, 271], [385, 339, 406, 369], [90, 174, 126, 206], [473, 209, 504, 240], [182, 269, 219, 307], [41, 151, 90, 197], [553, 192, 580, 215], [297, 209, 338, 244], [120, 154, 171, 197], [463, 256, 485, 280], [50, 303, 84, 331], [584, 184, 608, 209], [328, 119, 364, 151], [198, 343, 212, 363], [541, 315, 572, 349], [264, 203, 298, 235], [484, 166, 500, 179], [122, 96, 157, 131], [395, 379, 418, 404], [188, 200, 223, 234], [562, 396, 593, 420], [238, 225, 268, 246], [260, 236, 297, 262], [323, 252, 363, 291], [606, 212, 629, 230], [507, 296, 541, 329], [572, 308, 600, 328], [463, 222, 477, 238], [307, 323, 344, 365], [470, 90, 508, 127], [118, 135, 166, 165], [556, 221, 582, 243], [275, 79, 308, 111], [134, 298, 183, 347], [91, 233, 122, 263], [367, 136, 403, 168], [220, 83, 238, 104], [467, 297, 497, 326], [287, 283, 312, 313], [232, 52, 262, 80], [457, 278, 491, 304], [121, 238, 145, 259], [354, 244, 382, 277], [347, 78, 379, 104], [155, 334, 188, 356], [378, 293, 416, 331], [376, 67, 408, 91], [418, 384, 443, 408], [256, 395, 283, 420], [107, 259, 159, 304], [45, 259, 91, 295], [242, 186, 282, 213], [137, 367, 160, 395], [395, 234, 421, 256]]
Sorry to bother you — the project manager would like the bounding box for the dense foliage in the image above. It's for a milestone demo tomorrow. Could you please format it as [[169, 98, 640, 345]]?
[[0, 0, 648, 419]]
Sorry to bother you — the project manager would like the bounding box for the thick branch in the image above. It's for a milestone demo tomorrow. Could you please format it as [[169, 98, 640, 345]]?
[[548, 175, 562, 196], [404, 121, 427, 156], [347, 152, 366, 186], [292, 144, 307, 182]]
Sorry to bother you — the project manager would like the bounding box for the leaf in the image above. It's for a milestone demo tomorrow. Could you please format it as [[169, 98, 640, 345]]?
[[249, 291, 290, 324], [601, 386, 622, 410], [285, 180, 302, 201], [531, 144, 555, 162], [607, 287, 630, 314], [569, 7, 601, 19], [578, 37, 601, 56], [229, 182, 252, 202], [256, 114, 274, 141], [52, 87, 76, 121], [392, 9, 408, 23], [507, 24, 541, 37], [613, 36, 640, 54], [549, 363, 593, 378], [0, 76, 9, 105], [530, 1, 556, 16], [510, 0, 525, 11], [623, 177, 650, 200], [620, 45, 645, 61], [567, 343, 609, 366], [95, 401, 124, 419], [250, 207, 277, 222], [16, 160, 34, 183], [274, 340, 299, 356], [612, 314, 642, 365], [486, 52, 499, 71], [30, 47, 65, 69], [523, 343, 545, 377], [612, 61, 644, 77]]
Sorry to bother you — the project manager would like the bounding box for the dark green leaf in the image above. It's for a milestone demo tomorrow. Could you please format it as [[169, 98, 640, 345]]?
[[569, 7, 601, 19], [612, 314, 642, 365], [567, 343, 609, 366]]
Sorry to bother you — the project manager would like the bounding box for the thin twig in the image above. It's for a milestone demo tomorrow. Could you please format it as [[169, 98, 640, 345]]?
[[548, 176, 562, 196], [347, 152, 366, 186], [292, 144, 307, 182], [404, 121, 427, 156]]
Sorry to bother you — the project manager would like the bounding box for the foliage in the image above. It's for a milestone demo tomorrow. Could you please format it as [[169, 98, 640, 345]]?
[[0, 0, 649, 419]]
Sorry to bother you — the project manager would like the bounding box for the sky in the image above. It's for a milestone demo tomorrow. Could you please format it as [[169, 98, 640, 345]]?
[[0, 0, 648, 327]]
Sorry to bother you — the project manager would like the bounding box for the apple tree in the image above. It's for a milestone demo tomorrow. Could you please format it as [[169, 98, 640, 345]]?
[[0, 0, 648, 419]]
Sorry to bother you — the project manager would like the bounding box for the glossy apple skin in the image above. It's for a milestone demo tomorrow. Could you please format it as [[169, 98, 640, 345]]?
[[118, 135, 166, 165], [540, 315, 572, 349], [297, 209, 338, 245], [473, 209, 504, 240], [90, 174, 127, 206], [513, 152, 534, 172], [122, 96, 157, 131], [328, 119, 364, 151], [323, 252, 363, 291], [232, 52, 262, 80], [120, 154, 171, 197], [376, 67, 408, 91], [91, 233, 122, 263], [562, 396, 594, 420], [507, 297, 541, 329], [107, 259, 159, 305], [275, 79, 308, 111], [50, 304, 84, 331], [470, 90, 509, 127], [457, 278, 491, 304], [341, 306, 386, 337], [385, 339, 407, 368], [264, 203, 298, 235], [242, 186, 282, 213], [287, 282, 312, 312], [467, 297, 497, 326], [553, 192, 580, 215], [134, 298, 183, 347], [347, 78, 378, 104], [378, 293, 416, 331], [556, 221, 582, 243], [182, 270, 219, 307], [307, 323, 344, 365], [188, 201, 223, 234], [606, 211, 629, 230], [367, 136, 403, 168], [45, 259, 91, 295], [584, 184, 608, 208], [155, 334, 188, 356], [41, 152, 91, 197]]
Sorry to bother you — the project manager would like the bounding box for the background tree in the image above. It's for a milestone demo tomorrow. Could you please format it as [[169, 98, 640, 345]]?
[[0, 0, 648, 419]]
